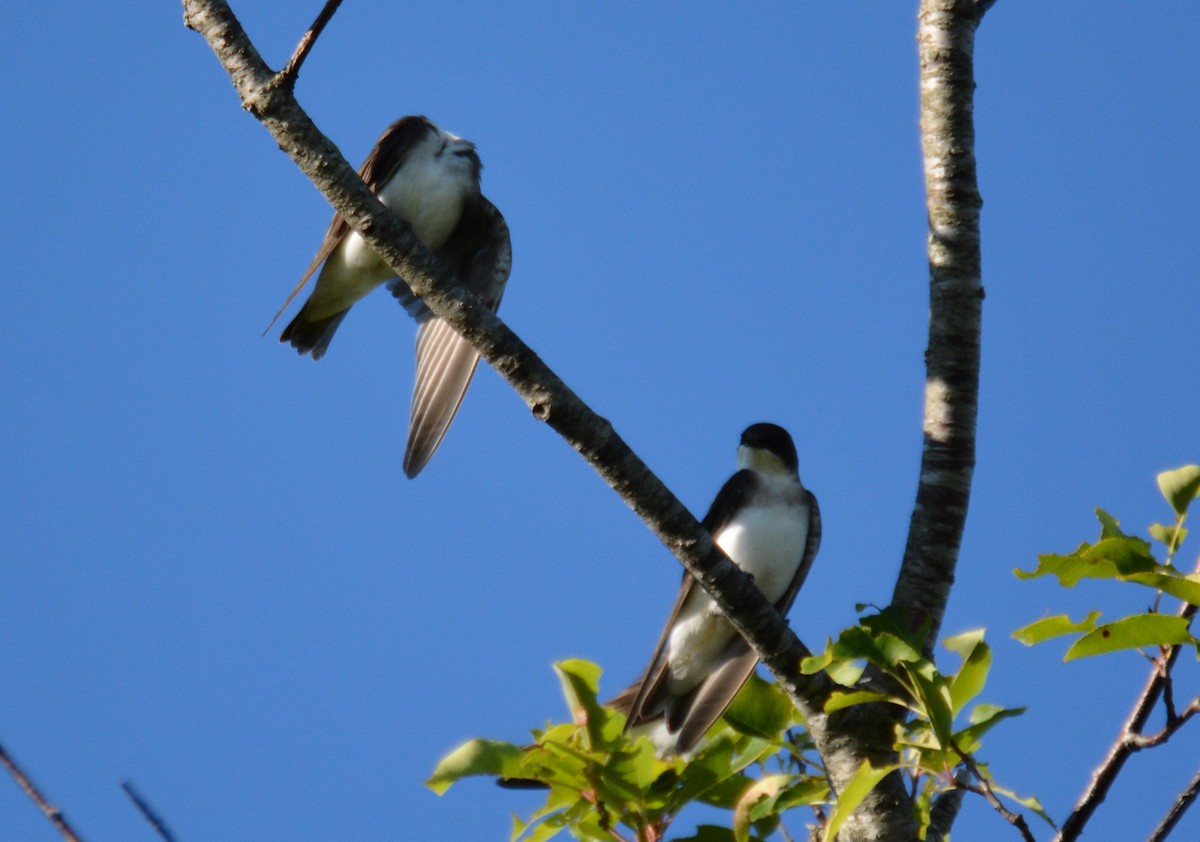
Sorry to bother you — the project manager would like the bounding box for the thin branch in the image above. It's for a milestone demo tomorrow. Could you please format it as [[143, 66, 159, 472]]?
[[952, 743, 1036, 842], [121, 780, 177, 842], [1056, 591, 1199, 841], [1147, 766, 1200, 842], [181, 0, 837, 751], [0, 741, 86, 842], [1125, 696, 1200, 750], [278, 0, 343, 86]]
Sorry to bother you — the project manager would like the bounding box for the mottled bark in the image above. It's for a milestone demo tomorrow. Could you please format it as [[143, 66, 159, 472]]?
[[825, 1, 988, 839], [893, 0, 984, 646]]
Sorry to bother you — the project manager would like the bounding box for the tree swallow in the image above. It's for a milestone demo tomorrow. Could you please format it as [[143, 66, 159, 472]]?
[[613, 423, 822, 755], [272, 115, 512, 477]]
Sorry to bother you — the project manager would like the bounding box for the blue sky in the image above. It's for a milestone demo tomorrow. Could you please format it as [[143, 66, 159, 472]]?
[[2, 2, 1198, 840]]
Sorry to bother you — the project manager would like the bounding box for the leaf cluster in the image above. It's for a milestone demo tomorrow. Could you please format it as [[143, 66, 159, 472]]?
[[1014, 465, 1200, 660], [802, 610, 1042, 838], [427, 660, 827, 842]]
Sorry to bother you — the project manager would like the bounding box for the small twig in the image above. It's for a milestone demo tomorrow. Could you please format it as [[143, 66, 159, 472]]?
[[1056, 583, 1200, 841], [951, 742, 1036, 842], [1125, 696, 1200, 750], [1147, 766, 1200, 842], [0, 741, 86, 842], [278, 0, 344, 86], [121, 780, 177, 842], [1161, 651, 1179, 721]]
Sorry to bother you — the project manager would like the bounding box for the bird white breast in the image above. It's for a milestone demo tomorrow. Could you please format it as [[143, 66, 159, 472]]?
[[375, 131, 478, 251], [665, 483, 809, 693]]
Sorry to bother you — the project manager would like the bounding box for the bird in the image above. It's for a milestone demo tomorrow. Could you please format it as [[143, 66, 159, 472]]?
[[270, 115, 511, 478], [613, 422, 821, 756]]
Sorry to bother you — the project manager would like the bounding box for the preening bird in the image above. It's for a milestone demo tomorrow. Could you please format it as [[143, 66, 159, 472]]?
[[272, 115, 511, 478], [613, 422, 821, 755]]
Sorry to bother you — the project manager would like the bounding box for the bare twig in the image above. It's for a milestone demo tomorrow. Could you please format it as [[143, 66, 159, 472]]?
[[1147, 766, 1200, 842], [278, 0, 343, 86], [1125, 696, 1200, 749], [952, 742, 1036, 842], [121, 780, 177, 842], [0, 741, 86, 842], [1056, 591, 1199, 841]]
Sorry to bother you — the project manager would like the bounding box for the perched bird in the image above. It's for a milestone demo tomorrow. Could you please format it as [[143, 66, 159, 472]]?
[[614, 422, 821, 755], [271, 115, 512, 477]]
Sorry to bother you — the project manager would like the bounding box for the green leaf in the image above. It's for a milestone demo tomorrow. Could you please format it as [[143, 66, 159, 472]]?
[[952, 705, 1026, 753], [1012, 611, 1101, 646], [1158, 465, 1200, 517], [824, 690, 903, 714], [903, 665, 954, 748], [1018, 539, 1200, 605], [1016, 551, 1100, 587], [675, 826, 738, 842], [1065, 614, 1198, 661], [823, 761, 898, 842], [733, 775, 789, 842], [554, 660, 606, 749], [1149, 523, 1188, 553], [943, 629, 990, 715], [426, 739, 525, 794], [990, 783, 1057, 829], [605, 737, 670, 792], [770, 777, 830, 811], [1096, 508, 1128, 539], [723, 674, 797, 739], [1080, 537, 1157, 575], [1123, 569, 1200, 606]]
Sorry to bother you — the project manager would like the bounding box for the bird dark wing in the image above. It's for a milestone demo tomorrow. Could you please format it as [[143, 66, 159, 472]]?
[[621, 471, 760, 730], [622, 480, 819, 753], [400, 197, 512, 477], [670, 489, 820, 752], [269, 117, 434, 338]]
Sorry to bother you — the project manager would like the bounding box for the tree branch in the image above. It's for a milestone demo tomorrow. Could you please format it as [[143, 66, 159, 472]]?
[[181, 0, 847, 778], [953, 741, 1036, 842], [121, 780, 177, 842], [0, 740, 86, 842], [1147, 766, 1200, 842], [1125, 696, 1200, 749], [182, 3, 997, 839], [894, 0, 984, 646], [803, 2, 991, 838], [1056, 598, 1199, 841], [278, 0, 343, 86]]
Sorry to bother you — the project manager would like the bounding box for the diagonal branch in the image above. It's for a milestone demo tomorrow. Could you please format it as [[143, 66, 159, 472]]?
[[1055, 592, 1199, 841], [181, 0, 838, 754], [953, 741, 1036, 842], [1147, 766, 1200, 842], [121, 780, 177, 842], [278, 0, 343, 86], [0, 740, 86, 842]]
